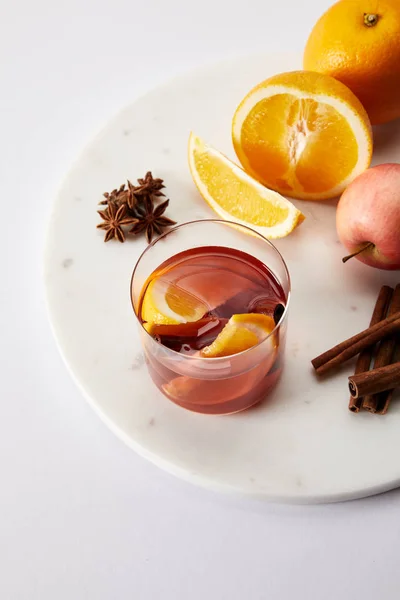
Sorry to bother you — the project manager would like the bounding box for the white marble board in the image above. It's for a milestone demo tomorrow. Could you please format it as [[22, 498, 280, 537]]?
[[44, 53, 400, 503]]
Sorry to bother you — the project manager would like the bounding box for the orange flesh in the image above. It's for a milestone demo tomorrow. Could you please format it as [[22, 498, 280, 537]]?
[[192, 148, 290, 226], [240, 94, 359, 194]]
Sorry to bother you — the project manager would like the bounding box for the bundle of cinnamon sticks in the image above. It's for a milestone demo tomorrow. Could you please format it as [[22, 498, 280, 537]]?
[[311, 285, 400, 414]]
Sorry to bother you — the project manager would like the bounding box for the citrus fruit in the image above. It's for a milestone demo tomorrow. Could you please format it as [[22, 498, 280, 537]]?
[[303, 0, 400, 125], [232, 70, 372, 201], [141, 278, 208, 332], [188, 133, 305, 238], [200, 313, 277, 358]]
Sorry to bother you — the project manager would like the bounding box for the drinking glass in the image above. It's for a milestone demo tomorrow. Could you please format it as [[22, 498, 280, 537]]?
[[131, 220, 290, 415]]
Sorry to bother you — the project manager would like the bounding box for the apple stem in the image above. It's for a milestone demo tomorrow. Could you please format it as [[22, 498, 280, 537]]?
[[342, 242, 375, 264]]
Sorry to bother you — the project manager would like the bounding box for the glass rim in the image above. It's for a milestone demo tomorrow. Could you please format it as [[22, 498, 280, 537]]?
[[130, 218, 291, 361]]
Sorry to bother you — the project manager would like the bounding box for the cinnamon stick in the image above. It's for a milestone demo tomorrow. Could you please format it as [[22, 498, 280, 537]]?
[[348, 362, 400, 399], [376, 345, 400, 414], [363, 284, 400, 413], [348, 286, 393, 412], [312, 312, 400, 375]]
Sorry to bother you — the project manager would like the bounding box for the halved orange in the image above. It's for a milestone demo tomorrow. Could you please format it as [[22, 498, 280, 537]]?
[[232, 71, 373, 200]]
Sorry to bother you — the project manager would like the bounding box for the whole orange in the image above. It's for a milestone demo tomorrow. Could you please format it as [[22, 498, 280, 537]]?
[[303, 0, 400, 125]]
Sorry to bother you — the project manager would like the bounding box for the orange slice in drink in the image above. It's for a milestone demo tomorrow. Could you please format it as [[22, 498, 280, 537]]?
[[141, 278, 208, 333], [200, 313, 277, 358]]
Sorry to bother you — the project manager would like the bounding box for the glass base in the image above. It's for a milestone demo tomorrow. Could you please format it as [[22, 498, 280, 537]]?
[[155, 367, 283, 415]]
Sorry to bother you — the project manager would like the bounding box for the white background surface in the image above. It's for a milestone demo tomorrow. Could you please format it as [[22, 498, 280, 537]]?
[[2, 0, 400, 598]]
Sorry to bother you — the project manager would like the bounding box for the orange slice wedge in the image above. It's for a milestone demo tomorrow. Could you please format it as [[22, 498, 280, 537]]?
[[188, 133, 305, 239]]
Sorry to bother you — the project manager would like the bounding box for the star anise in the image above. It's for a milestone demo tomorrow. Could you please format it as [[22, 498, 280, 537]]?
[[99, 183, 125, 205], [134, 171, 165, 198], [97, 201, 139, 242], [99, 180, 138, 210], [129, 196, 176, 243]]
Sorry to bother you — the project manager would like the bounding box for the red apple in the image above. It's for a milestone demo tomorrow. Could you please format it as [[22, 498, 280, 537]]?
[[336, 164, 400, 270]]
